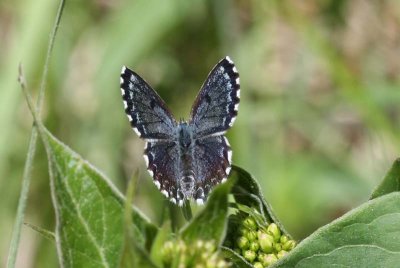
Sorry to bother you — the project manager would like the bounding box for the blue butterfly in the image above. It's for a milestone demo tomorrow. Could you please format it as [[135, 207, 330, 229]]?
[[120, 57, 240, 206]]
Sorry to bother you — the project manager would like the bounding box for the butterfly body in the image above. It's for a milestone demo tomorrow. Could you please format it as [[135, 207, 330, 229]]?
[[120, 57, 240, 205]]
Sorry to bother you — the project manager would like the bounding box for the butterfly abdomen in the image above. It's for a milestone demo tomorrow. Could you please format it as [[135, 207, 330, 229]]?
[[176, 122, 197, 199]]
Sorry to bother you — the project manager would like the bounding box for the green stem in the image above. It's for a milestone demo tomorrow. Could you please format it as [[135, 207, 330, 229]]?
[[6, 1, 66, 267], [168, 201, 179, 232], [181, 200, 193, 221]]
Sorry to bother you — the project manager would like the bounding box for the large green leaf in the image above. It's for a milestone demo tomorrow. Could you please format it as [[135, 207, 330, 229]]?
[[272, 192, 400, 267], [370, 158, 400, 199], [42, 128, 157, 267], [180, 177, 235, 244], [231, 165, 292, 239]]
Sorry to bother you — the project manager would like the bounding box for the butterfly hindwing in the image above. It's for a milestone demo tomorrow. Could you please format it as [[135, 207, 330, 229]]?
[[189, 57, 240, 138], [120, 67, 176, 139], [192, 135, 232, 204], [144, 141, 182, 204]]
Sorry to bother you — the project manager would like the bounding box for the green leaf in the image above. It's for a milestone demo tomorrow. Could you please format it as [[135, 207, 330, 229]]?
[[120, 241, 158, 268], [42, 128, 157, 268], [231, 165, 292, 239], [370, 158, 400, 199], [272, 192, 400, 267], [221, 247, 253, 268], [120, 176, 158, 268], [150, 221, 172, 267], [180, 177, 236, 244]]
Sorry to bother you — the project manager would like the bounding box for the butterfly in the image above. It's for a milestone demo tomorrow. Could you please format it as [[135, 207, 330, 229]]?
[[120, 57, 240, 206]]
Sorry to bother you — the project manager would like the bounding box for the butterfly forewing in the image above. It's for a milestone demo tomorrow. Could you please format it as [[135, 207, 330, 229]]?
[[120, 67, 176, 140], [189, 57, 240, 138]]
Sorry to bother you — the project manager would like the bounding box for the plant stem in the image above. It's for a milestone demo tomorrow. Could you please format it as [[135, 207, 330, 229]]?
[[6, 1, 66, 267], [181, 200, 193, 221]]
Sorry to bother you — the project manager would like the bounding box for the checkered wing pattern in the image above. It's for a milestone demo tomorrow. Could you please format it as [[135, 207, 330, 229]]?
[[120, 67, 176, 140], [189, 57, 240, 138], [191, 135, 232, 204]]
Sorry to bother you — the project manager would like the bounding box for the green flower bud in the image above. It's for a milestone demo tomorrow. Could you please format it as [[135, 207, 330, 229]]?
[[258, 233, 274, 253], [257, 252, 267, 262], [274, 243, 282, 252], [236, 236, 249, 249], [196, 240, 205, 251], [243, 250, 256, 263], [249, 241, 260, 252], [206, 256, 218, 267], [257, 230, 264, 239], [179, 254, 187, 267], [243, 216, 257, 230], [204, 241, 216, 253], [161, 241, 174, 264], [177, 240, 187, 252], [200, 252, 209, 261], [239, 226, 249, 236], [216, 259, 229, 268], [277, 250, 288, 259], [282, 240, 296, 251], [267, 223, 281, 242], [261, 253, 278, 266], [280, 235, 289, 244], [161, 239, 229, 268], [253, 262, 264, 268], [246, 230, 258, 241]]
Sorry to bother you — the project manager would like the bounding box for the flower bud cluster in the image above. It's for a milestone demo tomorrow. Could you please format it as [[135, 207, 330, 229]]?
[[231, 216, 296, 267], [161, 239, 229, 268]]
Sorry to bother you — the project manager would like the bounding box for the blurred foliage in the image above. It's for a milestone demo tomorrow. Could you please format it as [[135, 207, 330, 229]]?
[[1, 0, 400, 267]]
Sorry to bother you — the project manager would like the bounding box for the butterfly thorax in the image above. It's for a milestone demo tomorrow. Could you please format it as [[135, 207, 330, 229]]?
[[176, 122, 196, 198], [177, 122, 193, 150]]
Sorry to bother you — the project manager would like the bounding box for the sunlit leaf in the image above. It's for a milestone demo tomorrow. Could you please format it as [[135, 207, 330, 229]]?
[[43, 128, 157, 267], [272, 192, 400, 267], [370, 158, 400, 199], [180, 177, 236, 244]]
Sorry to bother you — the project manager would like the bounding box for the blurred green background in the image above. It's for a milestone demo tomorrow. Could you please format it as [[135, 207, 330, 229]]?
[[1, 0, 400, 266]]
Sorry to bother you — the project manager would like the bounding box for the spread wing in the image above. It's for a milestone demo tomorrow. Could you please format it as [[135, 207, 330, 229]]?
[[189, 56, 240, 138], [191, 135, 232, 204], [120, 66, 176, 140]]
